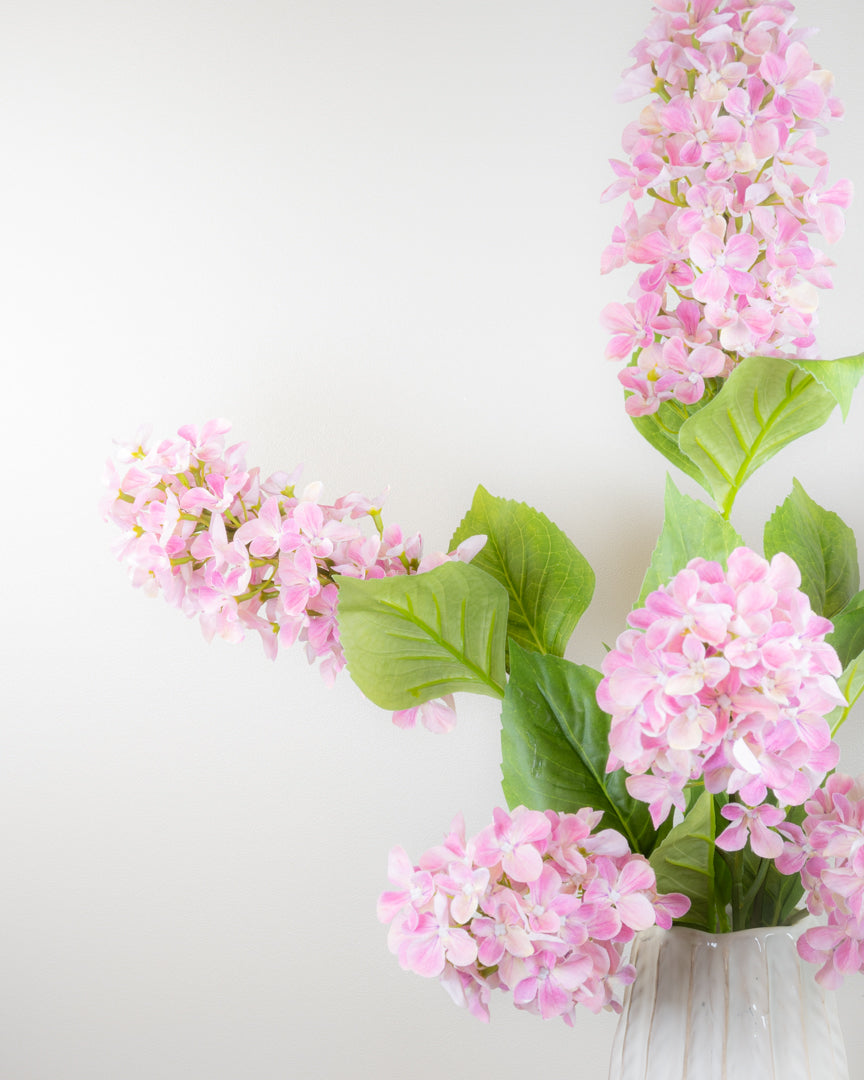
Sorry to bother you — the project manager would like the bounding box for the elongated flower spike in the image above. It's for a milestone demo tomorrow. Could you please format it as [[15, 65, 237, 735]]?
[[602, 0, 851, 416], [103, 420, 481, 730]]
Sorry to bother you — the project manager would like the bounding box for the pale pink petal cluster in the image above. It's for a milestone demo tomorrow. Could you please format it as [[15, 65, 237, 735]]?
[[602, 0, 851, 415], [103, 421, 482, 729], [597, 547, 845, 833], [776, 773, 864, 988], [378, 806, 689, 1022]]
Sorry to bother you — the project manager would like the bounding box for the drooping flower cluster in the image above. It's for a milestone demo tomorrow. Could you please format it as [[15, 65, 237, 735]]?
[[601, 0, 852, 415], [379, 806, 690, 1022], [103, 419, 483, 730], [776, 773, 864, 988], [596, 547, 845, 853]]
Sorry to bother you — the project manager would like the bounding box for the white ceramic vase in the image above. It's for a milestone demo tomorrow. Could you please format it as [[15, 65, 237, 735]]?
[[607, 925, 849, 1080]]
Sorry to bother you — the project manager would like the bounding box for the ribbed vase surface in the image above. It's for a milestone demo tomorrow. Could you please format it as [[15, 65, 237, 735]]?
[[607, 925, 849, 1080]]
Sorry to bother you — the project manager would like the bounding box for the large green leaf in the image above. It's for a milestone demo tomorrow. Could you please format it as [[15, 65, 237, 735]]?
[[827, 590, 864, 669], [336, 561, 508, 709], [500, 643, 656, 856], [449, 485, 595, 658], [648, 789, 717, 931], [637, 475, 744, 605], [763, 479, 859, 618], [630, 352, 863, 513], [677, 354, 842, 516]]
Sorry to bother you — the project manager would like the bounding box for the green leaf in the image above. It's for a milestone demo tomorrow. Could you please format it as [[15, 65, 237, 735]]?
[[793, 352, 864, 421], [827, 590, 864, 669], [677, 354, 840, 517], [449, 485, 595, 658], [336, 561, 508, 709], [628, 353, 864, 512], [648, 789, 717, 932], [763, 479, 859, 618], [630, 395, 712, 494], [638, 475, 744, 605], [501, 643, 656, 856]]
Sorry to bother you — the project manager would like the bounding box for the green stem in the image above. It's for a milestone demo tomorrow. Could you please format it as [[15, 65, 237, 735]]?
[[235, 581, 273, 604], [730, 848, 745, 931], [714, 894, 732, 934], [831, 707, 852, 737], [741, 858, 770, 917], [369, 509, 385, 537], [831, 672, 864, 735], [646, 187, 678, 207], [770, 889, 783, 928]]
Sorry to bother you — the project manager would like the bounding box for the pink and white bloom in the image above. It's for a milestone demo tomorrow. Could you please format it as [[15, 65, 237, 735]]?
[[777, 774, 864, 988], [379, 806, 689, 1022], [597, 547, 845, 837]]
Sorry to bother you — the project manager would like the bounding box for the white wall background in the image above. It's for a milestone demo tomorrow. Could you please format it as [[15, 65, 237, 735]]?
[[3, 1, 863, 1077]]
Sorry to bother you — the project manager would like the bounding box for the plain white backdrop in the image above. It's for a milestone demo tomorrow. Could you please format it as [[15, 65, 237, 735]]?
[[4, 1, 864, 1077]]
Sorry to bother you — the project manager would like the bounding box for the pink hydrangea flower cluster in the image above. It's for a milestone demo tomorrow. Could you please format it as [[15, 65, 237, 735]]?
[[596, 547, 845, 852], [601, 0, 852, 416], [103, 419, 483, 730], [776, 773, 864, 988], [378, 805, 689, 1022]]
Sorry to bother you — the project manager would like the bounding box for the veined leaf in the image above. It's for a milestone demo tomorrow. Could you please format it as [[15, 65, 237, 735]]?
[[648, 789, 717, 931], [677, 354, 840, 517], [336, 561, 508, 709], [629, 353, 863, 515], [449, 485, 595, 658], [501, 643, 656, 856], [638, 475, 744, 605], [763, 479, 859, 618]]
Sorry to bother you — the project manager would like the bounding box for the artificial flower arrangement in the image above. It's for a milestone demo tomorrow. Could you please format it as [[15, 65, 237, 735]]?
[[104, 0, 864, 1029]]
